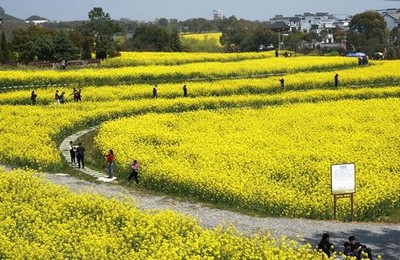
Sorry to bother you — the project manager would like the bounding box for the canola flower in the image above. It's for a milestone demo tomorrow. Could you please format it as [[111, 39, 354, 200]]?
[[181, 32, 223, 42], [0, 169, 329, 259], [0, 56, 358, 87], [2, 60, 400, 106], [0, 86, 399, 173], [0, 54, 399, 221], [95, 98, 400, 220], [101, 49, 268, 67]]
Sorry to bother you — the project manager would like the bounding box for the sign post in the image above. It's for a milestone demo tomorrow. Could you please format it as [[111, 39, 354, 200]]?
[[331, 163, 355, 221]]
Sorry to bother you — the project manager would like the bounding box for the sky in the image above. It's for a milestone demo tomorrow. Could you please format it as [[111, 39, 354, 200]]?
[[1, 0, 399, 22]]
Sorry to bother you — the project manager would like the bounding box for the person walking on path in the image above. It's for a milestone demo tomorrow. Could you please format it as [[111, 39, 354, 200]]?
[[30, 91, 37, 105], [76, 142, 85, 169], [105, 149, 115, 178], [334, 73, 339, 88], [183, 84, 188, 97], [153, 85, 158, 98], [68, 141, 77, 165], [128, 160, 140, 184]]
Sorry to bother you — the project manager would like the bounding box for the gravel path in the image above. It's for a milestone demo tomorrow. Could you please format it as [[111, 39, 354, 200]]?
[[53, 127, 400, 259]]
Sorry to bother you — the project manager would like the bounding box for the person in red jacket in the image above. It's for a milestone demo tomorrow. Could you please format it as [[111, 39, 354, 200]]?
[[105, 149, 115, 178]]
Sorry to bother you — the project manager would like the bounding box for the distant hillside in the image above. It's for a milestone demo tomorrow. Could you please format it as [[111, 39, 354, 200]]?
[[0, 7, 28, 39], [0, 7, 24, 22]]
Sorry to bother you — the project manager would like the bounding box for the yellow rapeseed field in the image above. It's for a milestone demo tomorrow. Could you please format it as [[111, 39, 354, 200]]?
[[95, 98, 400, 221], [0, 53, 399, 222], [0, 52, 396, 258], [0, 169, 327, 259]]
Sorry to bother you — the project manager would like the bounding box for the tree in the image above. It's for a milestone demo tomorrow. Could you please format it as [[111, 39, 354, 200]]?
[[53, 32, 80, 61], [85, 7, 121, 59], [347, 11, 387, 55], [220, 17, 276, 52], [125, 24, 182, 52], [81, 39, 93, 60], [285, 32, 306, 52], [11, 26, 56, 63], [0, 31, 11, 63]]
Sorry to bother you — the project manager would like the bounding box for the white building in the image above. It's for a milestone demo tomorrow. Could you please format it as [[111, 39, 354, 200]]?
[[213, 9, 224, 20], [381, 9, 400, 30]]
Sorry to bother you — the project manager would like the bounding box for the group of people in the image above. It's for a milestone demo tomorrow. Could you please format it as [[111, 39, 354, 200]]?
[[358, 56, 369, 66], [318, 233, 374, 259], [68, 141, 86, 169], [69, 143, 140, 183], [54, 90, 66, 104], [153, 84, 188, 98], [29, 88, 82, 105], [103, 149, 139, 183], [55, 88, 82, 104]]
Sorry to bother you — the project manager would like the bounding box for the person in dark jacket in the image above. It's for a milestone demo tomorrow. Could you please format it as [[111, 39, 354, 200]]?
[[152, 84, 158, 98], [76, 142, 85, 169], [317, 233, 334, 257], [334, 73, 339, 87], [348, 235, 374, 260], [183, 84, 188, 97], [30, 91, 37, 105]]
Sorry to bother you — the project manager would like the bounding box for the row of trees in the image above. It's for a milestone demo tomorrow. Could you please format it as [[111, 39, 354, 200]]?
[[0, 7, 183, 64], [1, 8, 400, 64]]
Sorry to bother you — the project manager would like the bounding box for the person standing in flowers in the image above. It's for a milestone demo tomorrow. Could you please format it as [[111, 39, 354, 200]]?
[[183, 84, 188, 97], [55, 90, 60, 104], [279, 78, 284, 91], [105, 149, 115, 178], [30, 90, 37, 105], [153, 84, 158, 98], [334, 73, 339, 88], [76, 89, 82, 102], [128, 160, 140, 184], [59, 92, 66, 104], [76, 142, 85, 169], [70, 88, 78, 101]]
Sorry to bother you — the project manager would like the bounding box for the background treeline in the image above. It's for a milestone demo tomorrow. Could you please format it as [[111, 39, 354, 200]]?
[[0, 7, 399, 64]]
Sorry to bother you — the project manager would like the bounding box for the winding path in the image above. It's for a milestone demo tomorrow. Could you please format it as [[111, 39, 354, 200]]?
[[57, 127, 400, 259]]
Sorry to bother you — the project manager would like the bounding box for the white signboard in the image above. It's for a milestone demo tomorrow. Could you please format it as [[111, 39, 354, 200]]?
[[331, 163, 355, 194]]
